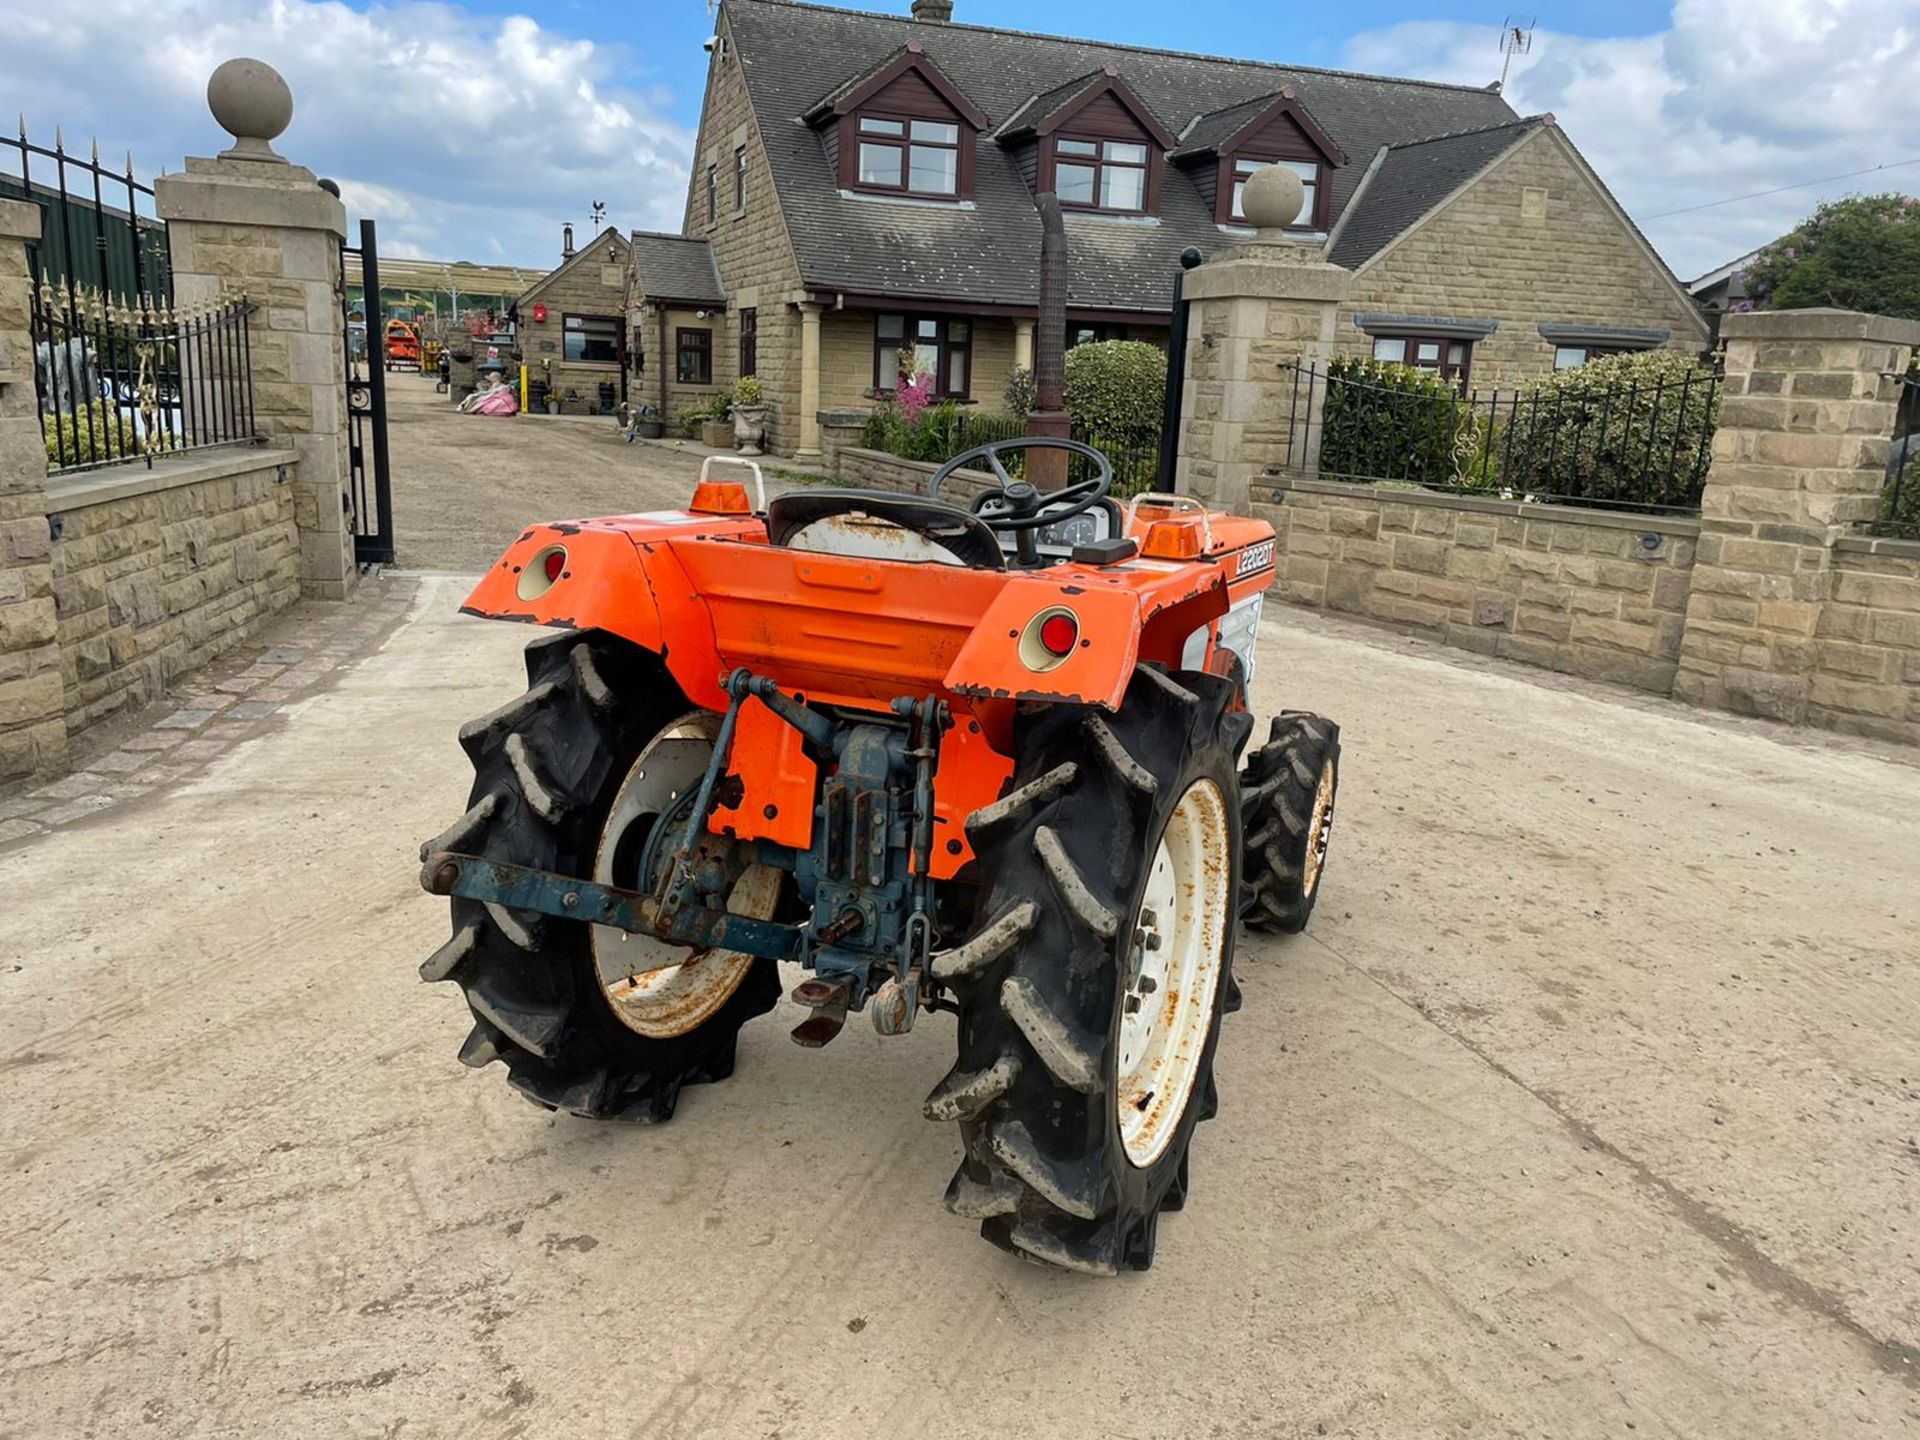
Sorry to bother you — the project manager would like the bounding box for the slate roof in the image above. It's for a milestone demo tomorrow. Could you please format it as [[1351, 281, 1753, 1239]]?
[[993, 69, 1111, 139], [726, 0, 1519, 313], [1326, 117, 1547, 271], [1170, 93, 1286, 156], [627, 229, 727, 306]]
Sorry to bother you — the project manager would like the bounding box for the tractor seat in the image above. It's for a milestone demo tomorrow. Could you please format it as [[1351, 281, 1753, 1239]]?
[[766, 490, 1006, 570]]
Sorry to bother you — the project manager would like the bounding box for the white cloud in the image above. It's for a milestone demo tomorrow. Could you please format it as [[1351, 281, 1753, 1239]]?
[[3, 0, 695, 269], [1342, 0, 1920, 279]]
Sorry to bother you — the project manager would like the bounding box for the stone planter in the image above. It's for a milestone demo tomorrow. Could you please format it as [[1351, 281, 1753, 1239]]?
[[700, 420, 734, 449], [634, 419, 664, 439], [732, 404, 769, 456]]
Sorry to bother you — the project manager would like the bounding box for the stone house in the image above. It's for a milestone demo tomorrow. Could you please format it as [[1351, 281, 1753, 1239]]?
[[512, 227, 631, 415], [634, 0, 1709, 460]]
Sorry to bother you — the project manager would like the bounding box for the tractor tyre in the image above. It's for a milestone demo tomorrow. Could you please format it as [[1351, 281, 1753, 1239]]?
[[1237, 712, 1340, 934], [924, 664, 1252, 1273], [417, 630, 780, 1121]]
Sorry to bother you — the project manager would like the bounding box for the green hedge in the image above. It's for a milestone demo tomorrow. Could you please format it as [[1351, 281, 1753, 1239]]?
[[43, 402, 175, 467], [1319, 357, 1473, 487]]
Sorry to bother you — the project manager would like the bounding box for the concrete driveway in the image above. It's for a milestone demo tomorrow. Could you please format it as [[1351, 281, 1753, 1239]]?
[[3, 575, 1917, 1439]]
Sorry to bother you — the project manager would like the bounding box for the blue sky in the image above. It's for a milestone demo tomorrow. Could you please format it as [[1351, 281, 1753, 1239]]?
[[3, 0, 1916, 279]]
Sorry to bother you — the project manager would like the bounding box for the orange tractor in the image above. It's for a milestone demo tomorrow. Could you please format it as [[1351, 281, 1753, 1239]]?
[[419, 441, 1339, 1273]]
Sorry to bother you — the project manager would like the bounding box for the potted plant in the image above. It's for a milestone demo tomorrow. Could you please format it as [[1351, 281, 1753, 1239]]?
[[699, 394, 735, 449], [731, 376, 770, 455], [624, 402, 665, 442]]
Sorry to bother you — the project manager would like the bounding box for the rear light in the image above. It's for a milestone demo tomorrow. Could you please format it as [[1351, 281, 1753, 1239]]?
[[1038, 612, 1079, 657], [1019, 606, 1081, 672], [516, 544, 568, 601]]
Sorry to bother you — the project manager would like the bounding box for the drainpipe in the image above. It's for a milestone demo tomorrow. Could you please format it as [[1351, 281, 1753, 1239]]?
[[656, 304, 668, 418], [1156, 247, 1205, 493]]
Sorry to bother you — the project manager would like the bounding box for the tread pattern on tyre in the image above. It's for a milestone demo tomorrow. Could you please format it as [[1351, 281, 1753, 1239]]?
[[925, 664, 1246, 1274], [419, 630, 780, 1122], [1238, 711, 1340, 935]]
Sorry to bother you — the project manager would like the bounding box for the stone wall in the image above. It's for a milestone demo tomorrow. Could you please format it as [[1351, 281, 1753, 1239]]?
[[1808, 538, 1920, 744], [679, 13, 805, 453], [47, 449, 301, 731], [519, 238, 629, 415], [836, 445, 997, 502], [0, 200, 64, 781], [1338, 125, 1711, 388], [1255, 478, 1698, 692]]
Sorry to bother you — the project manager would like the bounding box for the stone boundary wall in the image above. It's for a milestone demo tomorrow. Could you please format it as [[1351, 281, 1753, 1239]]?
[[1254, 477, 1700, 693], [48, 446, 301, 733], [835, 446, 998, 502], [1814, 537, 1920, 745]]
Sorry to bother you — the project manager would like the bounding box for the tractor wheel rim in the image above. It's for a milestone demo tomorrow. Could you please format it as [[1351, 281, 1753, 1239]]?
[[590, 712, 773, 1039], [1302, 754, 1337, 898], [1116, 778, 1232, 1168]]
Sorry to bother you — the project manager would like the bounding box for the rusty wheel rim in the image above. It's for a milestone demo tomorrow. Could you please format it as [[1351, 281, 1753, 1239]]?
[[1301, 754, 1337, 899], [590, 712, 776, 1039], [1115, 778, 1231, 1169]]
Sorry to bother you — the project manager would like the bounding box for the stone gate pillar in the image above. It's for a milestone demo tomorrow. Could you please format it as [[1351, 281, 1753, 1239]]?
[[156, 59, 354, 598], [1674, 308, 1920, 721], [1175, 166, 1350, 512], [0, 199, 66, 783]]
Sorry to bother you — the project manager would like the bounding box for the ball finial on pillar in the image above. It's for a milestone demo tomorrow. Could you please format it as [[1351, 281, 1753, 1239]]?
[[1242, 164, 1304, 236], [207, 58, 294, 163]]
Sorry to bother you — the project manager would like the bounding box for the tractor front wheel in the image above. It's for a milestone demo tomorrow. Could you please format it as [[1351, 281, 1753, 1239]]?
[[925, 665, 1251, 1273], [1238, 712, 1340, 934], [417, 631, 780, 1120]]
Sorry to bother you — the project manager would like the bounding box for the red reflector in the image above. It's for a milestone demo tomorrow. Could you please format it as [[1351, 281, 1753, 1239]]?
[[544, 548, 567, 583], [1039, 613, 1079, 657]]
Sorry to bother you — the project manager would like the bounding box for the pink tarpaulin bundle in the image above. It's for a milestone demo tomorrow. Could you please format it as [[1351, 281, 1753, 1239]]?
[[470, 387, 519, 416]]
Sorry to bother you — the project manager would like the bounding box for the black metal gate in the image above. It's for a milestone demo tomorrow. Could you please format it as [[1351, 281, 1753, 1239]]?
[[1879, 371, 1918, 540], [342, 217, 394, 566]]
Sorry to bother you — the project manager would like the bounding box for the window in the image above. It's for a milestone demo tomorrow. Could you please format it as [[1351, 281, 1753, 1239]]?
[[1553, 344, 1625, 371], [874, 313, 970, 397], [734, 146, 748, 213], [1372, 335, 1472, 385], [563, 314, 620, 364], [1070, 322, 1129, 348], [676, 327, 712, 385], [706, 164, 717, 225], [1054, 136, 1149, 213], [739, 308, 757, 378], [854, 115, 960, 197], [1231, 157, 1321, 226]]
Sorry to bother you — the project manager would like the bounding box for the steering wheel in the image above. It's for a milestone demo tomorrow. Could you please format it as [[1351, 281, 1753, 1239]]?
[[928, 437, 1113, 567]]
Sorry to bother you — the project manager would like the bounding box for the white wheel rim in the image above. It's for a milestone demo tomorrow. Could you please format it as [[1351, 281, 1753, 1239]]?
[[590, 712, 775, 1038], [1116, 778, 1232, 1168], [1302, 754, 1337, 897]]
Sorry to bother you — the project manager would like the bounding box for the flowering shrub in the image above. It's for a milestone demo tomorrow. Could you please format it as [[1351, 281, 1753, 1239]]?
[[895, 371, 933, 423], [1737, 193, 1920, 320]]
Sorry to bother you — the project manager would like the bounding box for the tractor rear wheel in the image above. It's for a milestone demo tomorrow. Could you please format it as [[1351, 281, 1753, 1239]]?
[[1238, 712, 1340, 934], [925, 665, 1251, 1273], [417, 630, 780, 1121]]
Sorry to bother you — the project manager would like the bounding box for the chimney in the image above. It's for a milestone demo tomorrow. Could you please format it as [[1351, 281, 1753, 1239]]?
[[562, 223, 575, 258], [911, 0, 953, 22]]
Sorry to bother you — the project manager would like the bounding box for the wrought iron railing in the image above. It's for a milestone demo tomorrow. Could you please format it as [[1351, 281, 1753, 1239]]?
[[2, 121, 169, 301], [1874, 373, 1919, 541], [32, 283, 256, 473], [1279, 359, 1723, 514]]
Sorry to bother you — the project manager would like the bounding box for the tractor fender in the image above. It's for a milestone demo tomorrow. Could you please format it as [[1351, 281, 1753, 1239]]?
[[459, 523, 733, 706], [943, 571, 1224, 710]]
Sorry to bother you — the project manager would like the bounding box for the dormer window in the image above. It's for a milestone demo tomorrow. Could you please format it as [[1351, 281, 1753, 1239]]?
[[809, 43, 987, 203], [857, 115, 961, 196], [1055, 137, 1149, 212], [1231, 157, 1321, 225]]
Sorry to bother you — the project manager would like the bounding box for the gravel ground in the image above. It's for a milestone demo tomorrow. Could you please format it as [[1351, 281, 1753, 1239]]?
[[3, 560, 1917, 1438], [385, 374, 749, 572]]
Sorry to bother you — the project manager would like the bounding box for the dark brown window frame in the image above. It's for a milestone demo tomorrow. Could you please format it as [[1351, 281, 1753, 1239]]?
[[739, 307, 757, 378], [705, 164, 717, 226], [562, 312, 621, 365], [850, 112, 963, 198], [734, 146, 748, 213], [872, 312, 972, 399], [1371, 333, 1473, 387], [676, 326, 713, 385], [1226, 154, 1327, 230], [1051, 134, 1152, 215]]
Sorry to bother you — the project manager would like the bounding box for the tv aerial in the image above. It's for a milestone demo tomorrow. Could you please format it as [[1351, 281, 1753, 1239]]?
[[1498, 15, 1536, 91]]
